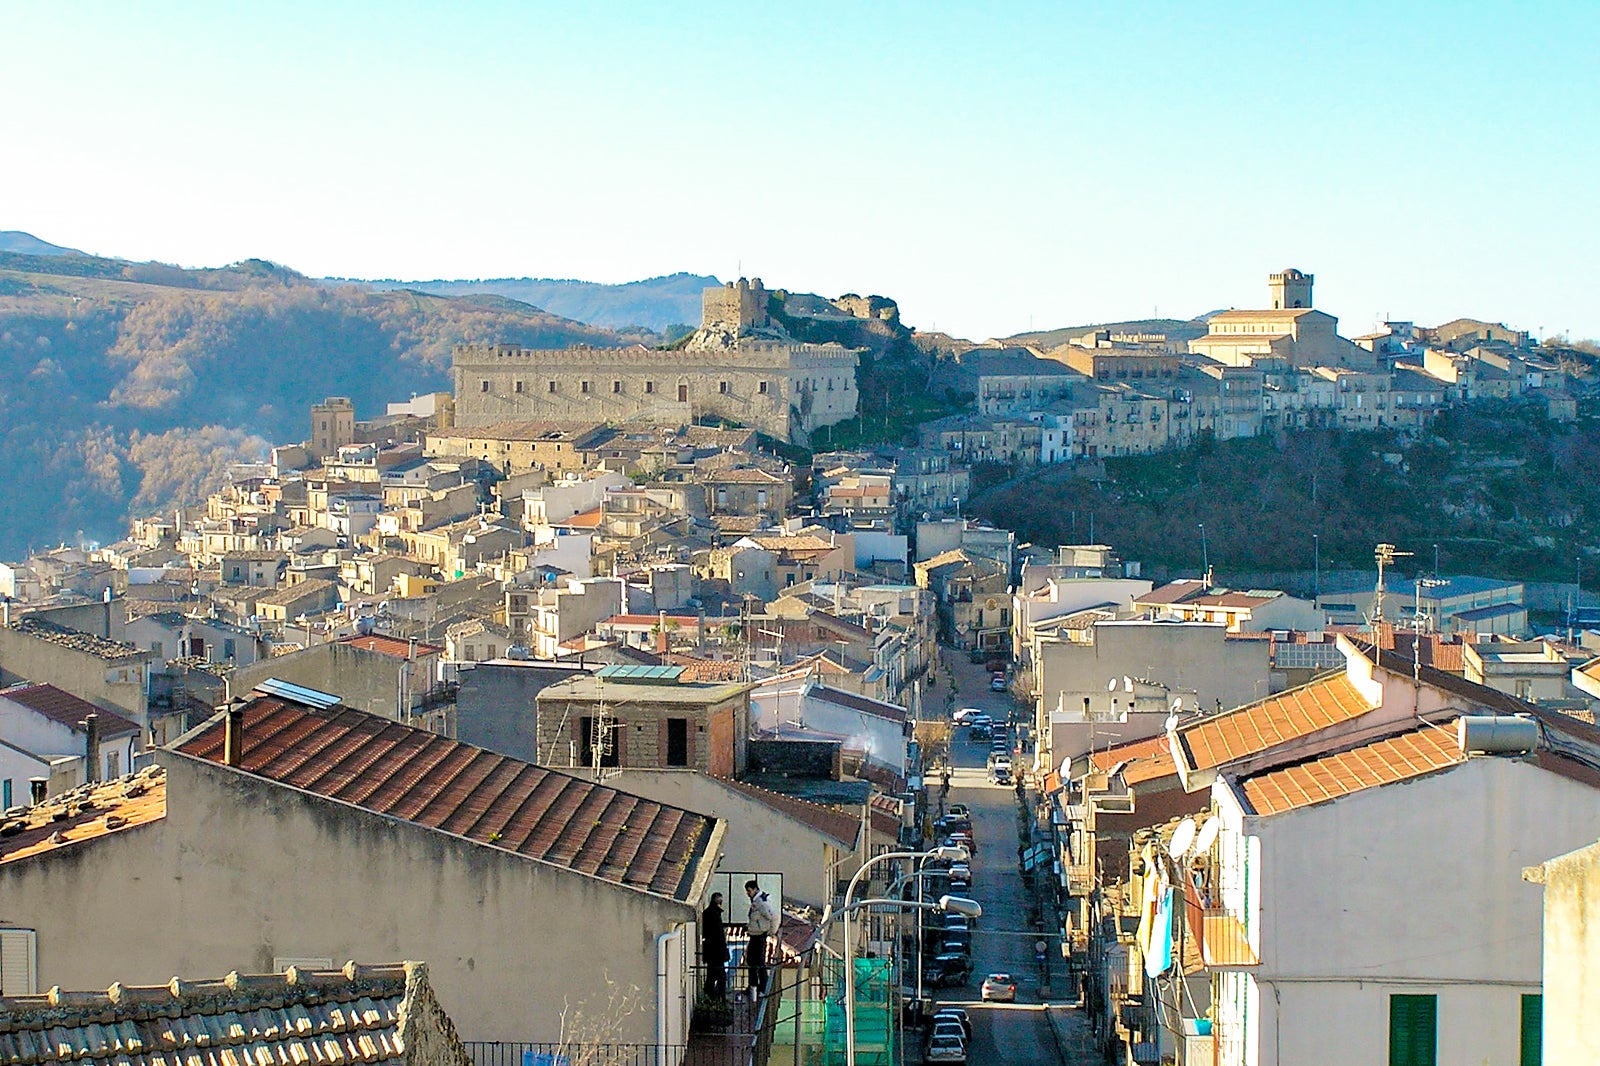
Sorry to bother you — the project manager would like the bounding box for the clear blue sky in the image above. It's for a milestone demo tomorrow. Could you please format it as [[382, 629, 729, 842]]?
[[2, 1, 1596, 340]]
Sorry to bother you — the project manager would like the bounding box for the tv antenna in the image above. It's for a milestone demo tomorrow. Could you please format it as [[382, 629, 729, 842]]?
[[1372, 543, 1412, 630]]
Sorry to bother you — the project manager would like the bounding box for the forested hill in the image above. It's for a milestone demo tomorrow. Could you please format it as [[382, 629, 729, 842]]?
[[0, 250, 640, 557], [358, 272, 718, 333]]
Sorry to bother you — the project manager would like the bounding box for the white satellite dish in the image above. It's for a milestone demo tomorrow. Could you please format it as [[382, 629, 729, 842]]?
[[1060, 757, 1072, 778], [1193, 818, 1221, 856], [1124, 675, 1134, 693], [1170, 697, 1183, 714], [1107, 678, 1119, 691], [1168, 818, 1198, 861]]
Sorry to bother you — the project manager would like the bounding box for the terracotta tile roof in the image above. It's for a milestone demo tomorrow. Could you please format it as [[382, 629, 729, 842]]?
[[175, 699, 719, 901], [560, 506, 603, 529], [0, 766, 168, 867], [810, 685, 907, 723], [716, 777, 860, 848], [669, 654, 745, 682], [1089, 732, 1178, 785], [1175, 674, 1376, 773], [1134, 580, 1207, 606], [0, 960, 459, 1066], [337, 634, 444, 658], [602, 614, 701, 628], [0, 683, 141, 738], [1239, 724, 1464, 816]]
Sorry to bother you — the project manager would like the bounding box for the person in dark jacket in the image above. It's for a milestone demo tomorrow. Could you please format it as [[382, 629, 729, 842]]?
[[702, 892, 729, 1000]]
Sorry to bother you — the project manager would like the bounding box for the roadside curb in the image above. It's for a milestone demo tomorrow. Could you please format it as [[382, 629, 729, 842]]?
[[1040, 1002, 1073, 1066]]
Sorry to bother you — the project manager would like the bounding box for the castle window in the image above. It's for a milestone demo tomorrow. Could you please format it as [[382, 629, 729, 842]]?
[[548, 380, 557, 393], [480, 380, 490, 392], [758, 381, 769, 394], [645, 381, 655, 394], [514, 380, 524, 393], [612, 380, 622, 394], [581, 381, 591, 393], [678, 383, 689, 402], [719, 381, 729, 394]]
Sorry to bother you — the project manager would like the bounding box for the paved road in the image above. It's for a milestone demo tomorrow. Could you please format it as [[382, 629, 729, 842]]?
[[924, 652, 1068, 1066]]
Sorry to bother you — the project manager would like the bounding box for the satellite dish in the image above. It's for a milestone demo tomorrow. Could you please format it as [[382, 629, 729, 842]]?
[[1168, 818, 1198, 861], [1107, 678, 1119, 691], [1194, 818, 1221, 856], [1170, 697, 1183, 713], [1123, 676, 1134, 693], [1060, 757, 1072, 778]]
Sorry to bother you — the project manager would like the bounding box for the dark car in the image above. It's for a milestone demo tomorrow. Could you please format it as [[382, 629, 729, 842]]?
[[924, 953, 973, 987], [941, 930, 972, 956]]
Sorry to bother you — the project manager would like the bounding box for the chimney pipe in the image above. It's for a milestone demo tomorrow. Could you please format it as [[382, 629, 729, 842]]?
[[224, 704, 245, 768], [82, 714, 101, 784]]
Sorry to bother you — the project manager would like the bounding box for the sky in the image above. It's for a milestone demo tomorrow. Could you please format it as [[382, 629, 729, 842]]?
[[2, 1, 1597, 340]]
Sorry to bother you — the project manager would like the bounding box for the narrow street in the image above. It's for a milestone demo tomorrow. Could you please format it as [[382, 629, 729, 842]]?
[[926, 651, 1100, 1066]]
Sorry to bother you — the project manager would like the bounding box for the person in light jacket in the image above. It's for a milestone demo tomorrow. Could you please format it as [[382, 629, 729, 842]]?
[[744, 879, 779, 999]]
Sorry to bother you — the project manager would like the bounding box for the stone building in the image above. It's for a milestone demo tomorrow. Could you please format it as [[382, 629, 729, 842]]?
[[452, 279, 861, 443], [1190, 268, 1372, 369]]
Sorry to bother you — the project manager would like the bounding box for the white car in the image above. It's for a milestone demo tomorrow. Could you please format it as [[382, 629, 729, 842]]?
[[981, 972, 1017, 1002], [953, 708, 984, 725], [926, 1034, 967, 1064]]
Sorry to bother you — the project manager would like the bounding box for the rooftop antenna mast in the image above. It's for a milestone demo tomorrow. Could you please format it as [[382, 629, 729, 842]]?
[[1372, 543, 1412, 632]]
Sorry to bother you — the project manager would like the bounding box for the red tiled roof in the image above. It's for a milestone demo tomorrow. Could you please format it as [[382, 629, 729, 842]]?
[[336, 634, 444, 658], [1175, 674, 1375, 773], [669, 654, 745, 682], [1089, 732, 1178, 785], [1239, 724, 1464, 816], [602, 615, 701, 628], [176, 698, 719, 901], [811, 685, 907, 723], [1134, 580, 1207, 606], [716, 777, 860, 847], [0, 683, 140, 738], [561, 507, 603, 529]]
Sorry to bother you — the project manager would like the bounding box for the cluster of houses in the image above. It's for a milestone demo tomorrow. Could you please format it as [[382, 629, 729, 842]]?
[[919, 270, 1584, 466], [1013, 560, 1600, 1064]]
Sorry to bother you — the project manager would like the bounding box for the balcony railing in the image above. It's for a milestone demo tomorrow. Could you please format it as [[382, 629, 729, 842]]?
[[1200, 907, 1258, 968]]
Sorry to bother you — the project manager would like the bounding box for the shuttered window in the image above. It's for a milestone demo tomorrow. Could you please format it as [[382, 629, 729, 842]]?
[[1520, 994, 1541, 1066], [1389, 994, 1437, 1066], [0, 929, 37, 995]]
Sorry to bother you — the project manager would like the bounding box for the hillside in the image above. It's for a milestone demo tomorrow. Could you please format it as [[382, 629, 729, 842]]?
[[1004, 317, 1208, 350], [970, 404, 1600, 584], [0, 231, 83, 257], [360, 272, 718, 332], [0, 251, 638, 557]]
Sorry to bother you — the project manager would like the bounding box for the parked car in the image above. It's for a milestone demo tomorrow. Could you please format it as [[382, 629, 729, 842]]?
[[929, 1020, 967, 1047], [970, 724, 992, 742], [940, 914, 971, 934], [934, 815, 971, 835], [947, 803, 970, 818], [988, 756, 1012, 782], [925, 953, 973, 987], [941, 933, 972, 957], [981, 972, 1017, 1002], [990, 674, 1008, 692], [931, 1007, 972, 1040], [993, 766, 1013, 786], [926, 1035, 967, 1064]]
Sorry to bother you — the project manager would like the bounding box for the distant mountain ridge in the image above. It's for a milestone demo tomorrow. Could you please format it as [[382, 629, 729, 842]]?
[[1004, 317, 1209, 349], [0, 230, 84, 257], [358, 272, 720, 332]]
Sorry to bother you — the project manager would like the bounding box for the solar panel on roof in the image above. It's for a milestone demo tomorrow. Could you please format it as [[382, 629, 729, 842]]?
[[255, 677, 342, 709], [594, 664, 685, 683]]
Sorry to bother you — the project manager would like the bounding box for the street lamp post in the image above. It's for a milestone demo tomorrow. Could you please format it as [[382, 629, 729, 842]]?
[[837, 847, 973, 1066], [1313, 533, 1320, 602]]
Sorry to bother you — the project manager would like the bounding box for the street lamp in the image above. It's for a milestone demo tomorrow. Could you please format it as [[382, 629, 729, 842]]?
[[1312, 533, 1320, 602], [833, 847, 976, 1066]]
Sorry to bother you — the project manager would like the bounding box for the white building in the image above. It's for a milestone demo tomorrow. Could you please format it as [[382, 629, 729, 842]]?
[[1203, 708, 1600, 1066]]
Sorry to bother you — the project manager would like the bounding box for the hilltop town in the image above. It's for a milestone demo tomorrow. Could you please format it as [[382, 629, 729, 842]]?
[[2, 268, 1599, 1066]]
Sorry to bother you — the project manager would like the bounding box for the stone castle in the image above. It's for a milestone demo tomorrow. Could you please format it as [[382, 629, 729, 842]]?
[[452, 278, 861, 443]]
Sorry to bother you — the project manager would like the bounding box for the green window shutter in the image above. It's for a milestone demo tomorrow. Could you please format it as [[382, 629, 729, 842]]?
[[1389, 994, 1437, 1066], [1520, 994, 1542, 1066]]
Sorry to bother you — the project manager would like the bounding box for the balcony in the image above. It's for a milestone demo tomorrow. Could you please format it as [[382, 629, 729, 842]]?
[[1200, 908, 1258, 969]]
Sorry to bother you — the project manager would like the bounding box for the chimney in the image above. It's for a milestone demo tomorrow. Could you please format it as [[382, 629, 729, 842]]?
[[29, 777, 47, 805], [657, 610, 669, 655], [224, 704, 245, 768], [81, 714, 101, 784]]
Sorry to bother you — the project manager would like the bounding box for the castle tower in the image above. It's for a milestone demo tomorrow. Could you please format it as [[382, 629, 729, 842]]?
[[1268, 268, 1313, 310]]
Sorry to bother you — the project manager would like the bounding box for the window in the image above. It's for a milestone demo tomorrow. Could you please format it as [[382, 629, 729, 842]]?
[[1389, 994, 1436, 1066], [758, 380, 769, 394], [480, 380, 490, 392], [1, 779, 9, 809], [666, 718, 689, 767], [222, 638, 235, 660], [150, 641, 163, 658], [645, 380, 655, 394], [581, 380, 591, 393], [514, 380, 524, 393], [612, 380, 622, 393], [1521, 994, 1541, 1066], [0, 928, 37, 995], [106, 751, 119, 778], [678, 383, 689, 402], [719, 381, 729, 394], [548, 380, 558, 393]]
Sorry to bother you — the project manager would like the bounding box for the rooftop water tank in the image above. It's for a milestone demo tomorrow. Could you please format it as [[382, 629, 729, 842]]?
[[1457, 715, 1538, 755]]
